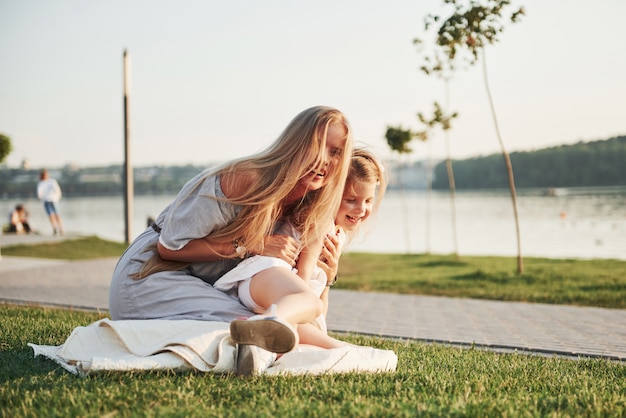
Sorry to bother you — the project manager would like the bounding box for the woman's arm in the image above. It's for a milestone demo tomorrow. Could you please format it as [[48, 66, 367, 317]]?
[[157, 171, 253, 263], [158, 169, 303, 264], [157, 237, 236, 262], [157, 233, 301, 263]]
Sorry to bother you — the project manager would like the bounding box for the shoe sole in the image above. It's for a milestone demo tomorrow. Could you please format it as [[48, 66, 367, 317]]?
[[230, 318, 296, 354]]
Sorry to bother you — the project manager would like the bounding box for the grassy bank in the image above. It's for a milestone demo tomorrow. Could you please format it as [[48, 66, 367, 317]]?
[[2, 305, 625, 417], [3, 236, 626, 309], [339, 253, 626, 309], [3, 238, 626, 416], [1, 235, 128, 259]]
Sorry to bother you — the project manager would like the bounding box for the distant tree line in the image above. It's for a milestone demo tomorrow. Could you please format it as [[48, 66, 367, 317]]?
[[432, 136, 626, 189], [0, 164, 206, 199], [2, 136, 625, 199]]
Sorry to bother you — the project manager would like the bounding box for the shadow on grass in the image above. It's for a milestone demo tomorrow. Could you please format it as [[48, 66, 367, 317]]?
[[0, 350, 62, 384], [579, 282, 626, 292], [417, 260, 469, 268], [451, 269, 537, 285]]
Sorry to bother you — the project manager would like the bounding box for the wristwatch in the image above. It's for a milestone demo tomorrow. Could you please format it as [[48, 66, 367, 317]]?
[[326, 274, 338, 287], [233, 239, 247, 259]]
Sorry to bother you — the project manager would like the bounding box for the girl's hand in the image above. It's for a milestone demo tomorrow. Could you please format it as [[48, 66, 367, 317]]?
[[260, 234, 300, 266], [317, 232, 340, 281]]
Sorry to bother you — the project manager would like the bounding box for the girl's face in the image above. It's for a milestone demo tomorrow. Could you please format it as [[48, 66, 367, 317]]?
[[288, 124, 347, 200], [335, 179, 377, 232]]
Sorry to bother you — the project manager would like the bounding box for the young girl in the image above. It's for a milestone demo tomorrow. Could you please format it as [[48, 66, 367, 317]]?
[[315, 148, 387, 322], [216, 148, 387, 374], [109, 106, 354, 359]]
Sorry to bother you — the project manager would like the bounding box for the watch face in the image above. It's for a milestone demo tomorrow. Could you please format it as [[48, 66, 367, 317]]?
[[233, 239, 247, 258], [328, 275, 338, 286]]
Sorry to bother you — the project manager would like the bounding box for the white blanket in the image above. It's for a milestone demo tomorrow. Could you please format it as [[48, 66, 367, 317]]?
[[28, 319, 398, 376]]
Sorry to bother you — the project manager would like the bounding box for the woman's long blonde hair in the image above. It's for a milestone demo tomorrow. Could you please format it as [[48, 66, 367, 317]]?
[[136, 106, 353, 278]]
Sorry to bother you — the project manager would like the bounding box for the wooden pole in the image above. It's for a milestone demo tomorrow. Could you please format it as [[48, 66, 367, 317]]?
[[123, 49, 133, 244]]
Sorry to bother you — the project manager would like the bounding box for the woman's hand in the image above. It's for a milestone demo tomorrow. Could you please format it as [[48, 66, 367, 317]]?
[[317, 232, 341, 283], [259, 234, 300, 266]]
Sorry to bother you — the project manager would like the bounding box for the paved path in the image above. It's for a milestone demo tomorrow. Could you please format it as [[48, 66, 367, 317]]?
[[1, 234, 625, 361]]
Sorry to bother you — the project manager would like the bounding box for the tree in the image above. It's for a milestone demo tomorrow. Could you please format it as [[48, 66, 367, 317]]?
[[385, 126, 427, 253], [415, 0, 525, 273], [0, 133, 12, 164], [416, 102, 460, 259], [385, 126, 416, 154], [385, 105, 459, 255], [386, 101, 459, 257], [0, 133, 12, 257]]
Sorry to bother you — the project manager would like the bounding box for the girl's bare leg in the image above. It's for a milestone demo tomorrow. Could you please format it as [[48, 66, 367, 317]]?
[[249, 269, 346, 349], [248, 267, 322, 325], [230, 267, 323, 354], [297, 322, 345, 349], [231, 267, 344, 375]]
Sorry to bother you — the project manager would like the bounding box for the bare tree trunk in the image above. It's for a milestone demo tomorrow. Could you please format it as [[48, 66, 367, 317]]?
[[444, 80, 460, 260], [123, 49, 134, 245], [425, 142, 432, 254], [400, 156, 411, 254], [482, 50, 524, 273]]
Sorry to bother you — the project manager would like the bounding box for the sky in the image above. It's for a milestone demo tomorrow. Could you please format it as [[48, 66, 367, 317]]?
[[1, 0, 625, 169]]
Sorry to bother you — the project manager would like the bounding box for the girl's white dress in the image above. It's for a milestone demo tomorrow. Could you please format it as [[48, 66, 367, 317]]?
[[214, 222, 346, 333]]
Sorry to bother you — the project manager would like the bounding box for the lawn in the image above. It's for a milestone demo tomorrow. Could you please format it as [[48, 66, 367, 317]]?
[[338, 252, 626, 309], [1, 305, 625, 417], [3, 236, 626, 309], [2, 237, 626, 416]]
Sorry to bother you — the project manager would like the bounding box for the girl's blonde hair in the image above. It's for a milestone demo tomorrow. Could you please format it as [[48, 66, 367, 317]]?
[[136, 106, 353, 278], [348, 147, 387, 207], [343, 147, 388, 243]]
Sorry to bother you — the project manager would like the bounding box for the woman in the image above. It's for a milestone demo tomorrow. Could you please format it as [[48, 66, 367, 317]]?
[[109, 106, 353, 356]]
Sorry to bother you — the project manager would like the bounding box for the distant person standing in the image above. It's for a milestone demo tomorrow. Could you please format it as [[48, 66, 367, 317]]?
[[37, 169, 64, 235]]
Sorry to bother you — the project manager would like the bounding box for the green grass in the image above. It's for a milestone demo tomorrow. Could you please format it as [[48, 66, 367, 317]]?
[[1, 305, 625, 417], [338, 253, 626, 309], [1, 235, 128, 260], [4, 236, 626, 309], [2, 238, 626, 416]]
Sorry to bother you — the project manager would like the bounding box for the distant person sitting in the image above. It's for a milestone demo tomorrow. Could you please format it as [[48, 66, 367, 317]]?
[[37, 169, 64, 235], [7, 204, 32, 234]]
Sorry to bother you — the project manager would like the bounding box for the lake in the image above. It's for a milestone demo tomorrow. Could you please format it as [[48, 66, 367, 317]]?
[[2, 186, 625, 260]]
